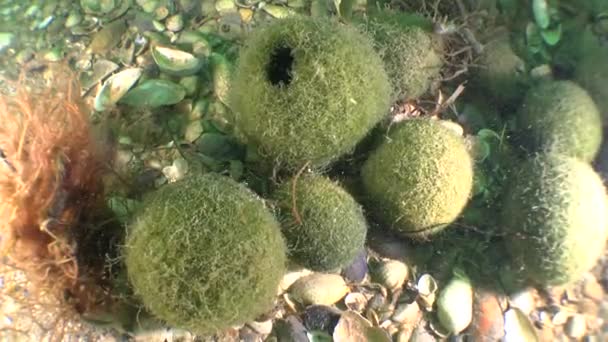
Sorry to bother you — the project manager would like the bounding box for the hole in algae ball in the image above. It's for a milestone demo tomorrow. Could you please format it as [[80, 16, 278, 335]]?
[[267, 45, 294, 87], [230, 17, 391, 170], [125, 173, 287, 335]]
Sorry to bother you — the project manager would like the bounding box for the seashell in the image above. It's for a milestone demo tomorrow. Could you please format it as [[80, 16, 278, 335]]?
[[119, 79, 186, 108], [333, 311, 391, 342], [503, 307, 540, 342], [89, 19, 127, 54], [344, 292, 367, 312], [508, 289, 536, 315], [136, 0, 161, 13], [564, 314, 586, 339], [64, 11, 83, 28], [262, 4, 296, 18], [391, 301, 421, 325], [436, 270, 473, 334], [247, 319, 273, 335], [289, 273, 349, 306], [215, 0, 236, 14], [152, 45, 203, 76], [162, 158, 188, 183], [302, 305, 341, 334], [165, 14, 184, 32], [94, 67, 143, 111], [211, 53, 231, 105], [416, 274, 437, 311], [372, 259, 408, 292]]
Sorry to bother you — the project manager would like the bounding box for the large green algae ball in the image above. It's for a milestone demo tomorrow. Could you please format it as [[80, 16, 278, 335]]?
[[125, 174, 287, 335], [517, 80, 602, 162], [365, 12, 443, 101], [361, 119, 474, 238], [502, 154, 608, 286], [230, 17, 391, 170], [273, 174, 367, 271]]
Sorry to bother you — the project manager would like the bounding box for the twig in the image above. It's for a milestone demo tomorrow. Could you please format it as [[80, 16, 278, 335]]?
[[291, 161, 310, 225], [430, 83, 466, 117]]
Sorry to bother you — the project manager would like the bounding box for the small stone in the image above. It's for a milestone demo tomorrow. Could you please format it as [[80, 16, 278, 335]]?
[[470, 291, 505, 341], [565, 314, 587, 339], [583, 275, 604, 301], [273, 316, 309, 342]]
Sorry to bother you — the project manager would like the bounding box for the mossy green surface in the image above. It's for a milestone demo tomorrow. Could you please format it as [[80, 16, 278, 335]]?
[[229, 17, 391, 170], [516, 80, 602, 162], [575, 42, 608, 125], [273, 174, 367, 271], [125, 173, 287, 335], [361, 118, 474, 238], [501, 154, 608, 286], [473, 37, 527, 109], [365, 12, 443, 101]]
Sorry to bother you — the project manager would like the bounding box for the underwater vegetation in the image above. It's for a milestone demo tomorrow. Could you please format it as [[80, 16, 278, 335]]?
[[1, 0, 608, 340]]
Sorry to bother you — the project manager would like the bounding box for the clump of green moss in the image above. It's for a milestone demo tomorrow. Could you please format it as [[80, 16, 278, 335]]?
[[516, 80, 602, 162], [273, 174, 367, 271], [575, 41, 608, 125], [361, 118, 474, 238], [501, 154, 608, 286], [229, 17, 391, 170], [364, 11, 443, 101], [472, 36, 528, 110], [125, 173, 287, 335]]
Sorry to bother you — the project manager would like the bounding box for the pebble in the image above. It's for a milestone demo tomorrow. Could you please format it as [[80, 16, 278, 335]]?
[[274, 316, 309, 342], [565, 314, 587, 339], [470, 290, 505, 341], [583, 275, 605, 301], [344, 292, 367, 312]]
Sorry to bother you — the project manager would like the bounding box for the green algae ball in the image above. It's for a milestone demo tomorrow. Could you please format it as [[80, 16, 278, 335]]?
[[517, 80, 602, 162], [125, 174, 287, 335], [361, 119, 474, 238], [229, 17, 391, 170], [502, 154, 608, 286], [473, 37, 528, 110], [365, 12, 443, 101], [273, 174, 367, 271]]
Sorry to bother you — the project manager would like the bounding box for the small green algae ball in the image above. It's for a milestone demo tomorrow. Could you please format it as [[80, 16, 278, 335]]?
[[230, 17, 391, 170], [502, 154, 608, 286], [365, 12, 443, 101], [273, 174, 367, 271], [361, 118, 474, 238], [125, 174, 287, 335], [517, 80, 602, 162], [473, 37, 527, 109]]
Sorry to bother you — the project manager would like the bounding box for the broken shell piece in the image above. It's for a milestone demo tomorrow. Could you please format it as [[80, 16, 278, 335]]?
[[344, 292, 368, 312], [94, 67, 143, 111], [504, 307, 540, 342]]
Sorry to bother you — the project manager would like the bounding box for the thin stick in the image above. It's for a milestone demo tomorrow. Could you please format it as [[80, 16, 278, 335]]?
[[291, 161, 310, 225]]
